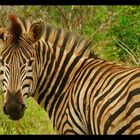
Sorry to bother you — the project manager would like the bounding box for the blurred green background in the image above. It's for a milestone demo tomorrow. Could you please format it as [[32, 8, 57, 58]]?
[[0, 5, 140, 134]]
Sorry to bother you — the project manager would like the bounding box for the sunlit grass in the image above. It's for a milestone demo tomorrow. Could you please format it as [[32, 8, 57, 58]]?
[[0, 93, 55, 134]]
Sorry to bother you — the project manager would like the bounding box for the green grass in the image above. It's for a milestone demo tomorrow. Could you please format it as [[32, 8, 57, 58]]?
[[0, 94, 55, 134]]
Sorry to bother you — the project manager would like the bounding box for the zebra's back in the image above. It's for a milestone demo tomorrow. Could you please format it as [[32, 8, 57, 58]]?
[[61, 58, 140, 134]]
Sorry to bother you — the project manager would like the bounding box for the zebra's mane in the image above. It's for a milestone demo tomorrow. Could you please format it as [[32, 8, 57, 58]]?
[[44, 24, 96, 58], [8, 15, 22, 41], [7, 15, 97, 59], [1, 15, 35, 62], [7, 15, 30, 44]]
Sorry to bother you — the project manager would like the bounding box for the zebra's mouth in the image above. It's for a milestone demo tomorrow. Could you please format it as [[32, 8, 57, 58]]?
[[4, 110, 25, 120], [8, 113, 24, 120]]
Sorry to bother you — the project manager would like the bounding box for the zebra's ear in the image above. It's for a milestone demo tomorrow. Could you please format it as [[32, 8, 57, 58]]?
[[27, 20, 45, 43]]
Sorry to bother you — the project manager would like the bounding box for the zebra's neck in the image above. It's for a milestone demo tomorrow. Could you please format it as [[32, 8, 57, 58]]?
[[32, 38, 89, 115], [31, 24, 94, 132]]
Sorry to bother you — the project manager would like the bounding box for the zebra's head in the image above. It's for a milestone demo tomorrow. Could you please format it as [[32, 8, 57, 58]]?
[[0, 15, 45, 120]]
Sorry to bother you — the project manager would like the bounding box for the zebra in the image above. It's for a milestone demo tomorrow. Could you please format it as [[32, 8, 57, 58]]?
[[0, 14, 140, 135]]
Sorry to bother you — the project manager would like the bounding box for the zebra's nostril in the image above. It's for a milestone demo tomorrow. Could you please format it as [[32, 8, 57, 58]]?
[[21, 104, 26, 111], [3, 105, 9, 115]]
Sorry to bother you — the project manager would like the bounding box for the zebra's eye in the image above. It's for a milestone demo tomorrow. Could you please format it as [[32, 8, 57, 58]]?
[[27, 58, 34, 67], [0, 56, 4, 66], [0, 69, 4, 75], [0, 66, 4, 75]]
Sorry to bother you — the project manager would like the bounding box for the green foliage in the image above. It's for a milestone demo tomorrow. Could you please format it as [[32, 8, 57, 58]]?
[[105, 6, 140, 66]]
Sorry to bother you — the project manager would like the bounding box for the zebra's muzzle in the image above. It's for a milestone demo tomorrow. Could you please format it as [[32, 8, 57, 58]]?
[[3, 89, 27, 120], [3, 103, 26, 120]]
